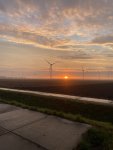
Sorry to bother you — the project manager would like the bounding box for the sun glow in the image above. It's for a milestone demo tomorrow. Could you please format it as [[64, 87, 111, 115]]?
[[64, 76, 69, 79]]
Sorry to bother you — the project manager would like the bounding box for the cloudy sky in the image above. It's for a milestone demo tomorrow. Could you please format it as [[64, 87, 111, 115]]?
[[0, 0, 113, 79]]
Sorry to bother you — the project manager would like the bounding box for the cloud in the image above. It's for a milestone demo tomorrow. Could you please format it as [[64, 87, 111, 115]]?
[[0, 0, 113, 62], [91, 35, 113, 44], [0, 0, 113, 42], [58, 50, 94, 60]]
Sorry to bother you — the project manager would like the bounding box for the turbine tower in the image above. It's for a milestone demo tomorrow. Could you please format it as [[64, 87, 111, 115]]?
[[46, 60, 55, 79], [81, 66, 85, 80]]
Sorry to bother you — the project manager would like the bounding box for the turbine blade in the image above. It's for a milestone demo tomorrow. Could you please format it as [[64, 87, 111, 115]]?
[[45, 60, 51, 64]]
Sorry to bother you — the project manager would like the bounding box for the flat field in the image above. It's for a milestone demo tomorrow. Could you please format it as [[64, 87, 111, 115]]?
[[0, 79, 113, 149], [0, 79, 113, 100]]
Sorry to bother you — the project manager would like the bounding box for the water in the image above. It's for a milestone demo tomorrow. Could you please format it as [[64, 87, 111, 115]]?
[[0, 87, 113, 106]]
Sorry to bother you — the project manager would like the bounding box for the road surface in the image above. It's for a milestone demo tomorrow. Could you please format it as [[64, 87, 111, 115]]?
[[0, 103, 90, 150]]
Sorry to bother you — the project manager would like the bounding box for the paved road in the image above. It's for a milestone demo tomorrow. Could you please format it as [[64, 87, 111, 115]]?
[[0, 103, 90, 150]]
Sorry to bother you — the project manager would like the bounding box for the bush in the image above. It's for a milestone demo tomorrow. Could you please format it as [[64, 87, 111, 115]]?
[[77, 128, 113, 150]]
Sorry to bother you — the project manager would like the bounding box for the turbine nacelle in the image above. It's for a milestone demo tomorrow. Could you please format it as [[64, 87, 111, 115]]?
[[46, 60, 56, 79]]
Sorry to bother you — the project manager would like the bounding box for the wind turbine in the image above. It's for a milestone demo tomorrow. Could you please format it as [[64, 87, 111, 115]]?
[[46, 60, 56, 79], [111, 68, 113, 80], [97, 70, 101, 80], [81, 66, 85, 80]]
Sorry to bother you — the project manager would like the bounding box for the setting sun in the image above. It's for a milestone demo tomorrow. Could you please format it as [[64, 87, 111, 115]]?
[[64, 76, 69, 79]]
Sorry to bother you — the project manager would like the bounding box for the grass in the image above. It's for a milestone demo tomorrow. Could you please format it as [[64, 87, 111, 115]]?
[[0, 89, 113, 149], [76, 127, 113, 150], [0, 89, 113, 124]]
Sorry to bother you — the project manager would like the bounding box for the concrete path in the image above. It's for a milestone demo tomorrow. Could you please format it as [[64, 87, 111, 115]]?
[[0, 103, 90, 150], [0, 87, 113, 105]]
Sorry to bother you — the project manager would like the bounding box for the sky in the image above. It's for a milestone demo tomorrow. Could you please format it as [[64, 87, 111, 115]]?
[[0, 0, 113, 79]]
